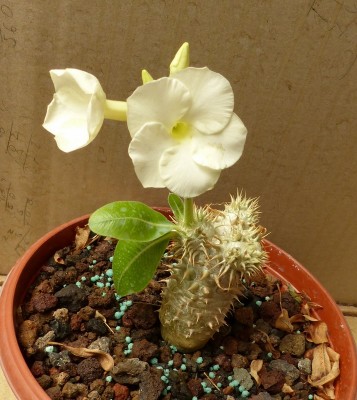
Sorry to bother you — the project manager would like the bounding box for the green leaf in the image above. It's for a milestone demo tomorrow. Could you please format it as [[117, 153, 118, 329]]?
[[112, 236, 169, 296], [168, 193, 184, 219], [88, 201, 174, 242]]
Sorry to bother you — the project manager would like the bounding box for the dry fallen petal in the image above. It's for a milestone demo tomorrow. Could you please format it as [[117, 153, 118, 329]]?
[[49, 341, 114, 371], [75, 225, 91, 251], [318, 382, 336, 399], [275, 308, 294, 333], [308, 343, 340, 398], [306, 321, 329, 344], [250, 359, 263, 385], [314, 395, 326, 400]]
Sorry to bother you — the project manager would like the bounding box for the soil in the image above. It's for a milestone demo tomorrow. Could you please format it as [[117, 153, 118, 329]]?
[[17, 235, 320, 400]]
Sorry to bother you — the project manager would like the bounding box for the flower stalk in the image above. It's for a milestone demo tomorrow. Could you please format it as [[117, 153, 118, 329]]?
[[183, 198, 195, 227], [103, 100, 127, 121]]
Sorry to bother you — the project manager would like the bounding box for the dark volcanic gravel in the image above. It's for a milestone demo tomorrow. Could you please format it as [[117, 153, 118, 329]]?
[[18, 236, 319, 400]]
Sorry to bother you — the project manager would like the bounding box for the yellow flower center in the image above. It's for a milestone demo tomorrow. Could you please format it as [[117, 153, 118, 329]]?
[[171, 121, 190, 142]]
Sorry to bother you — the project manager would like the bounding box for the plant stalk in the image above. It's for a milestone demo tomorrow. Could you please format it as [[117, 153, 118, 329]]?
[[183, 198, 194, 227]]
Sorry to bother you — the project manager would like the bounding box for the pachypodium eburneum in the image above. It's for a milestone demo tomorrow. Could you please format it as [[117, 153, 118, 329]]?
[[160, 194, 267, 351], [43, 43, 268, 352]]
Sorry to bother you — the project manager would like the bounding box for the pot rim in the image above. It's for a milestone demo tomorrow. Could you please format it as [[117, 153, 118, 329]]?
[[0, 212, 356, 400]]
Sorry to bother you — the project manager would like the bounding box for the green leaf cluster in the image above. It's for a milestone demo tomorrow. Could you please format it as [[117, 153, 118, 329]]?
[[88, 201, 177, 296]]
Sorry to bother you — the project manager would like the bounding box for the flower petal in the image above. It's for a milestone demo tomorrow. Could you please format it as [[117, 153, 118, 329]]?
[[43, 69, 106, 152], [191, 113, 247, 170], [53, 121, 92, 153], [50, 69, 106, 98], [159, 140, 220, 198], [128, 122, 176, 188], [127, 77, 192, 138], [87, 94, 105, 140], [173, 67, 234, 134]]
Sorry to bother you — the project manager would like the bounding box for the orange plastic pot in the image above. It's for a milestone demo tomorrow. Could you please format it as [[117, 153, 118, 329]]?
[[0, 212, 356, 399]]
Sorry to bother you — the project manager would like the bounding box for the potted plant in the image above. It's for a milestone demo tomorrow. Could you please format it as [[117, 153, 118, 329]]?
[[0, 43, 356, 400]]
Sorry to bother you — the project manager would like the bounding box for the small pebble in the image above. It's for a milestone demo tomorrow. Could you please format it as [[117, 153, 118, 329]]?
[[196, 356, 203, 364], [105, 375, 112, 382], [255, 300, 262, 306]]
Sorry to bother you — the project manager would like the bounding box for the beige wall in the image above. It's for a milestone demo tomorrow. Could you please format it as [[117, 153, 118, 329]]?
[[0, 0, 356, 303]]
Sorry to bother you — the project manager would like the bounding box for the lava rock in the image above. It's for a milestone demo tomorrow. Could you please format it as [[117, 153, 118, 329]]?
[[131, 339, 159, 362], [112, 383, 130, 400], [187, 378, 204, 397], [234, 306, 254, 326], [48, 350, 71, 368], [49, 319, 71, 339], [86, 318, 108, 335], [18, 320, 38, 349], [222, 336, 239, 355], [45, 385, 62, 400], [269, 359, 300, 385], [233, 367, 254, 390], [112, 358, 147, 384], [77, 357, 103, 384], [36, 374, 52, 389], [260, 368, 286, 394], [89, 336, 111, 353], [298, 358, 312, 374], [124, 303, 159, 329], [55, 284, 87, 312], [279, 334, 306, 356], [62, 381, 88, 398], [250, 393, 274, 400], [231, 354, 249, 368]]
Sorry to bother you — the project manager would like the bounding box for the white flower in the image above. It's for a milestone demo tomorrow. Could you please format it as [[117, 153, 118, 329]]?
[[43, 68, 106, 152], [127, 67, 247, 198]]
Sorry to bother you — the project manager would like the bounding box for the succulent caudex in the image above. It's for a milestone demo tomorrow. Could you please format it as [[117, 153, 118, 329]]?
[[159, 193, 267, 352]]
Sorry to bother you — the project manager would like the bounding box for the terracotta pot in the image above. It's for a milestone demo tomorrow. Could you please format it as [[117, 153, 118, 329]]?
[[0, 212, 356, 400]]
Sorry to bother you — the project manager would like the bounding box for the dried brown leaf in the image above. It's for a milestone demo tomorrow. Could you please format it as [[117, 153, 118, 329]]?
[[250, 359, 263, 385], [275, 308, 294, 333], [75, 225, 91, 251], [306, 321, 329, 344], [49, 341, 114, 371], [308, 343, 340, 399], [54, 252, 65, 264], [95, 310, 114, 334]]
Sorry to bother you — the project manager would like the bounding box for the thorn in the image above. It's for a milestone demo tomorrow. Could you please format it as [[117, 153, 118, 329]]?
[[188, 282, 200, 292]]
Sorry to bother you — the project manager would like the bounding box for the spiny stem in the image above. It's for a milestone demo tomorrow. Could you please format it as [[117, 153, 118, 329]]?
[[183, 198, 194, 227]]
